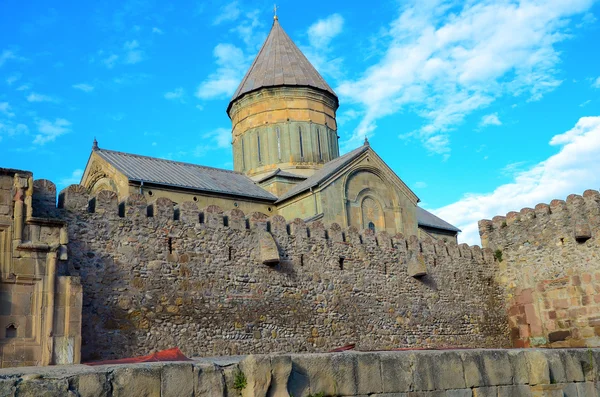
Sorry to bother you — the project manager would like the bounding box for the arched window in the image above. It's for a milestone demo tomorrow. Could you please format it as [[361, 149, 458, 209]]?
[[317, 128, 322, 161], [6, 324, 17, 338], [241, 137, 246, 170], [299, 127, 304, 158], [368, 222, 376, 232], [257, 133, 262, 163], [276, 127, 281, 160]]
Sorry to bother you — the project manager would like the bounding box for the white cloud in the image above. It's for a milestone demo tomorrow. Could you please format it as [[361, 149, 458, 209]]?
[[196, 43, 246, 100], [0, 121, 28, 137], [16, 84, 30, 91], [580, 99, 591, 107], [414, 181, 428, 189], [26, 92, 56, 103], [213, 2, 241, 25], [201, 127, 230, 150], [337, 0, 595, 153], [308, 14, 344, 49], [164, 87, 184, 101], [0, 102, 15, 117], [302, 14, 345, 79], [480, 113, 502, 127], [152, 27, 164, 34], [593, 77, 600, 89], [103, 54, 119, 68], [231, 9, 265, 48], [6, 73, 21, 85], [124, 40, 144, 64], [73, 83, 94, 92], [34, 118, 71, 145], [433, 116, 600, 245], [0, 50, 16, 67], [58, 169, 83, 187]]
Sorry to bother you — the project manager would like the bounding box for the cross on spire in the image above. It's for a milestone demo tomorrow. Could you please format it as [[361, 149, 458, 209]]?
[[273, 4, 278, 20]]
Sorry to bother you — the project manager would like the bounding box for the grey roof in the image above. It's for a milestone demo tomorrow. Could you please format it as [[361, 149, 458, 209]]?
[[96, 149, 277, 201], [257, 168, 307, 183], [276, 145, 369, 203], [416, 207, 461, 233], [228, 19, 337, 111]]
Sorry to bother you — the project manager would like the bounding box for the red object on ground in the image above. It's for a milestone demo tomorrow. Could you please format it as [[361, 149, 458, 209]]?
[[84, 347, 192, 366], [329, 343, 356, 352]]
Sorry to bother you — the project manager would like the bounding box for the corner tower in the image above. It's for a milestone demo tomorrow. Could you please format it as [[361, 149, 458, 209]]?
[[227, 18, 340, 180]]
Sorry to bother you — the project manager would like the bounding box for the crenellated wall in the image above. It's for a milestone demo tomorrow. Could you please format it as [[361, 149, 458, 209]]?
[[479, 190, 600, 348], [56, 184, 509, 361]]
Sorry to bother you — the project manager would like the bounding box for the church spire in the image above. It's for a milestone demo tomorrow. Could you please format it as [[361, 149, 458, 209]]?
[[227, 17, 337, 113]]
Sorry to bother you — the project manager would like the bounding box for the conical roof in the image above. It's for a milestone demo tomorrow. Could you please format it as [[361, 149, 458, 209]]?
[[228, 19, 337, 112]]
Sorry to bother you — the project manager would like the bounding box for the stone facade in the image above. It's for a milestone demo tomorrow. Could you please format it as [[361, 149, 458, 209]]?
[[0, 169, 82, 368], [57, 184, 507, 362], [480, 190, 600, 349], [1, 349, 600, 396]]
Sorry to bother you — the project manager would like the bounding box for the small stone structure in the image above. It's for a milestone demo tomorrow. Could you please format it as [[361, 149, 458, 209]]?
[[480, 190, 600, 348], [1, 349, 599, 396], [0, 169, 82, 367]]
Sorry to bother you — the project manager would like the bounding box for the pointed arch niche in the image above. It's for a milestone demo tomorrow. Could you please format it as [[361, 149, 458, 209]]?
[[343, 167, 402, 234]]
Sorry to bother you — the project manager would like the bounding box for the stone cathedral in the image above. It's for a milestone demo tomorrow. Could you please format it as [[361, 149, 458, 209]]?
[[81, 18, 459, 241]]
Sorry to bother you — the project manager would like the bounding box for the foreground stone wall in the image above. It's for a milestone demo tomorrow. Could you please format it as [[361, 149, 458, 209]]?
[[1, 349, 600, 396], [479, 190, 600, 349], [58, 184, 509, 362]]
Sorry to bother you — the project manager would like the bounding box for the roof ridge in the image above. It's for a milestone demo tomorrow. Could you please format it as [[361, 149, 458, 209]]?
[[97, 148, 243, 176]]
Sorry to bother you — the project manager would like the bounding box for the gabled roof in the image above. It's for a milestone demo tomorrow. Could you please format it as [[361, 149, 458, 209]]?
[[228, 19, 337, 112], [94, 148, 277, 202], [257, 168, 307, 184], [416, 207, 461, 233], [276, 145, 370, 203]]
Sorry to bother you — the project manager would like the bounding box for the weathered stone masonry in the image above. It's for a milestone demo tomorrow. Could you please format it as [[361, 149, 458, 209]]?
[[57, 183, 509, 361], [480, 190, 600, 349]]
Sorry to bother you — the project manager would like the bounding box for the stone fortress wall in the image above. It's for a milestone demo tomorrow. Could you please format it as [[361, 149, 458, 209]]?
[[52, 180, 510, 362], [479, 190, 600, 349]]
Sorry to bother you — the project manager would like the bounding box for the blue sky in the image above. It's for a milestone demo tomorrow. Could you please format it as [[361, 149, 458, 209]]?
[[1, 0, 600, 244]]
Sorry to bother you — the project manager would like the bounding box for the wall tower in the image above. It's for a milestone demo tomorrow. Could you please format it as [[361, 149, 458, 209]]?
[[227, 18, 340, 180]]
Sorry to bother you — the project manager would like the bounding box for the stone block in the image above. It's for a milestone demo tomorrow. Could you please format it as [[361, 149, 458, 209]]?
[[240, 354, 272, 397], [194, 362, 225, 397], [497, 384, 532, 397], [460, 351, 485, 388], [380, 351, 415, 393], [413, 352, 436, 391], [472, 386, 497, 397], [434, 351, 466, 390], [407, 253, 427, 277], [258, 230, 280, 265], [268, 354, 292, 397], [356, 352, 383, 394], [481, 350, 512, 386], [525, 350, 550, 385], [445, 389, 472, 397], [576, 382, 596, 397], [560, 383, 578, 397], [507, 349, 529, 385], [290, 353, 357, 396], [545, 350, 567, 384], [73, 372, 110, 397], [161, 363, 193, 397], [0, 378, 16, 397], [111, 364, 161, 397], [16, 378, 69, 397]]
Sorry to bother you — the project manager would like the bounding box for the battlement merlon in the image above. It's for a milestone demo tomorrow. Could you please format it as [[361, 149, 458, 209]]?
[[478, 189, 600, 250]]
